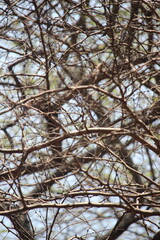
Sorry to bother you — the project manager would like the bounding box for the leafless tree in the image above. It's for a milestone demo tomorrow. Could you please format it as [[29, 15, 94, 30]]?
[[0, 0, 160, 239]]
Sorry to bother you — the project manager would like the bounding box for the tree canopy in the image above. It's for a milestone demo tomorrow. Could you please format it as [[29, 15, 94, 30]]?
[[0, 0, 160, 239]]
